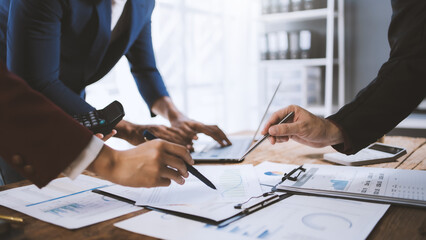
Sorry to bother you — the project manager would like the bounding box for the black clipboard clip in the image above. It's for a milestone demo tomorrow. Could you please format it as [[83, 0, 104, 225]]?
[[219, 165, 306, 228], [271, 165, 306, 192], [218, 193, 289, 228], [234, 164, 306, 210]]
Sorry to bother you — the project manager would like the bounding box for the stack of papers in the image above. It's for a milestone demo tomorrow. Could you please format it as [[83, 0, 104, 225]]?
[[0, 162, 394, 239], [103, 163, 391, 240]]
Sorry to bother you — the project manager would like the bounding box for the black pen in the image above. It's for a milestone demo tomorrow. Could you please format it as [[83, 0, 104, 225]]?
[[239, 112, 294, 161], [143, 130, 217, 190]]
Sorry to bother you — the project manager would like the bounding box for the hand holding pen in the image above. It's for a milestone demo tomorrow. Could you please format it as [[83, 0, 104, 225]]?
[[239, 112, 294, 161], [88, 135, 193, 188], [143, 130, 217, 190], [262, 105, 344, 148]]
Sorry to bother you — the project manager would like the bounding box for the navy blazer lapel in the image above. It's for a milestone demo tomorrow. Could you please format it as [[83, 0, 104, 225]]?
[[85, 0, 111, 79], [85, 0, 151, 84], [126, 0, 146, 47], [107, 0, 142, 53], [95, 0, 147, 58]]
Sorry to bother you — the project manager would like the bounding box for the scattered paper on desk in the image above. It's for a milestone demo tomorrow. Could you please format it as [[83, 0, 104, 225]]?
[[0, 175, 139, 229], [254, 161, 299, 187], [135, 164, 262, 205], [115, 195, 389, 240]]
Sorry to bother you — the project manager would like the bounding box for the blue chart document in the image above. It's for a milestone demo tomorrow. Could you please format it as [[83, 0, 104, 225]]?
[[0, 175, 139, 229], [115, 195, 389, 240], [275, 164, 426, 207]]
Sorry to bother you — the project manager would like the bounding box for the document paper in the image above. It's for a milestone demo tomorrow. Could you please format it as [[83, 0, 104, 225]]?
[[115, 195, 389, 240], [134, 164, 263, 205], [98, 165, 263, 222], [0, 175, 139, 229], [277, 164, 426, 206]]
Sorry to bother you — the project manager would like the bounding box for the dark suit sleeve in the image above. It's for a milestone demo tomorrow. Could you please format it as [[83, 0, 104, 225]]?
[[7, 0, 95, 115], [125, 3, 169, 116], [0, 62, 94, 188], [327, 0, 426, 154]]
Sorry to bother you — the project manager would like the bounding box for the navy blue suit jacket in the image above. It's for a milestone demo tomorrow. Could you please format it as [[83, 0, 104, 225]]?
[[1, 0, 169, 115]]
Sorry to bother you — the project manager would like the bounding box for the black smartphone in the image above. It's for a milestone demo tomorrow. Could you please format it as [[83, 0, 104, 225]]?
[[73, 101, 125, 135]]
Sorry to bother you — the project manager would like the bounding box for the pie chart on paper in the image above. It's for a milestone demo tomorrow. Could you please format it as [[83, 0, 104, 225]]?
[[264, 171, 283, 176]]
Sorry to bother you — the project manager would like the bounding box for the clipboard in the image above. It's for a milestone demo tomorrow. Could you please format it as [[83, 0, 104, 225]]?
[[92, 165, 308, 227], [92, 189, 291, 227]]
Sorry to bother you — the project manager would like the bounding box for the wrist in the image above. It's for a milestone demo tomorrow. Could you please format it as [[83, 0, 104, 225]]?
[[325, 119, 344, 146], [114, 120, 133, 139], [167, 109, 184, 123], [87, 145, 118, 177], [152, 96, 183, 122]]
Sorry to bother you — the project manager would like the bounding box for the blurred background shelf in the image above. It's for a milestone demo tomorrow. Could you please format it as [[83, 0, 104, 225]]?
[[260, 58, 337, 66], [261, 8, 337, 23], [269, 105, 339, 116], [259, 0, 345, 117]]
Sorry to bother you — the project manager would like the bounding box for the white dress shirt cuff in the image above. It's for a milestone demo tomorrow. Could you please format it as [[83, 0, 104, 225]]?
[[63, 136, 104, 180]]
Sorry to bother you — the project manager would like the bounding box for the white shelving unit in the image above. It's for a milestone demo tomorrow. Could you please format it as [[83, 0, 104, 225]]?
[[259, 0, 345, 117], [260, 58, 337, 67], [261, 8, 336, 23]]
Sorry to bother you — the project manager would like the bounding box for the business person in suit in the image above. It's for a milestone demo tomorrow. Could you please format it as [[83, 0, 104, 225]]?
[[0, 0, 231, 150], [262, 0, 426, 154], [0, 61, 192, 188]]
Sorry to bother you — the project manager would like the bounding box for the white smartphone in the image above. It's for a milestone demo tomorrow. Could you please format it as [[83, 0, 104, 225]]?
[[323, 143, 407, 166]]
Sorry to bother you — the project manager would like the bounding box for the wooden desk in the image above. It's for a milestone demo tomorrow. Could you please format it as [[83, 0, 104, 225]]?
[[1, 136, 425, 240]]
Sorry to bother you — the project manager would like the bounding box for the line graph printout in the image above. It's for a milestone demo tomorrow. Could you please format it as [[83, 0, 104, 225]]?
[[97, 165, 263, 222], [278, 164, 426, 202], [0, 175, 139, 229], [134, 165, 262, 206], [101, 185, 267, 222], [219, 168, 246, 198]]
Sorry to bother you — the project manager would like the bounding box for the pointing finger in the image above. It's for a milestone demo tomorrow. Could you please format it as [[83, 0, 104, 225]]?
[[268, 122, 301, 136]]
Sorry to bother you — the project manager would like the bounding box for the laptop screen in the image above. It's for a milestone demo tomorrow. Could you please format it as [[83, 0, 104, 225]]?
[[251, 81, 282, 143]]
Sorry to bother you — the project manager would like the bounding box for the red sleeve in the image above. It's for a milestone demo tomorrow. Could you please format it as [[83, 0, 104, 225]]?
[[0, 62, 93, 188]]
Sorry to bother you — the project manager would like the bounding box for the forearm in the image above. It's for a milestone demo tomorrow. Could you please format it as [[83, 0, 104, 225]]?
[[126, 17, 170, 115], [151, 96, 184, 122]]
